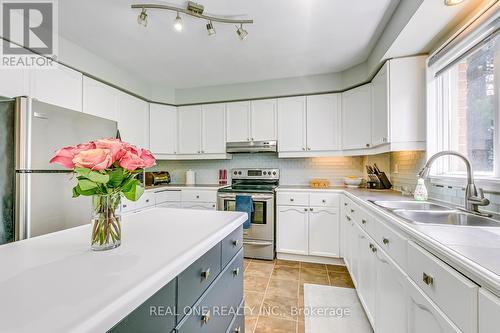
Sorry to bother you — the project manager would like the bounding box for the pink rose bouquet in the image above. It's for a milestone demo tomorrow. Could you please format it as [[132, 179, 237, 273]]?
[[50, 138, 156, 201]]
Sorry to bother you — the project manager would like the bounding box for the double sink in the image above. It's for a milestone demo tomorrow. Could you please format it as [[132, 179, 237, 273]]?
[[371, 200, 500, 227]]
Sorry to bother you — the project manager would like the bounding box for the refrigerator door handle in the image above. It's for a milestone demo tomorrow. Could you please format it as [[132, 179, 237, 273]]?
[[15, 173, 31, 240], [33, 112, 48, 119]]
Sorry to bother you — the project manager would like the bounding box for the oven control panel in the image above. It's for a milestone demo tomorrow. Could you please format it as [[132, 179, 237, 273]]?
[[231, 168, 280, 180]]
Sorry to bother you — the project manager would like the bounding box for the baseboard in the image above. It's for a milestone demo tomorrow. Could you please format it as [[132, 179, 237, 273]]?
[[277, 253, 345, 266]]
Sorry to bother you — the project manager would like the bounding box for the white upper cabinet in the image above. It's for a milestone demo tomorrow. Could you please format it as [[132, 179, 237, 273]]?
[[149, 104, 177, 155], [31, 64, 83, 112], [117, 91, 149, 148], [82, 76, 118, 121], [342, 84, 372, 150], [277, 96, 306, 152], [306, 94, 341, 151], [178, 105, 202, 154], [201, 103, 226, 154], [0, 41, 30, 97], [251, 99, 277, 141], [226, 101, 250, 142], [371, 62, 389, 147]]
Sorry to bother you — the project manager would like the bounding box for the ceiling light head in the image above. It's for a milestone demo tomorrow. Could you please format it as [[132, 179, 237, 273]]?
[[137, 8, 148, 27], [236, 24, 248, 40], [174, 12, 183, 31], [444, 0, 466, 6], [206, 21, 216, 36]]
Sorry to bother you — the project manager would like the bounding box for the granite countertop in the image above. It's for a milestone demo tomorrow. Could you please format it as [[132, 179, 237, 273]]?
[[277, 185, 500, 296], [145, 184, 229, 191], [0, 208, 246, 333]]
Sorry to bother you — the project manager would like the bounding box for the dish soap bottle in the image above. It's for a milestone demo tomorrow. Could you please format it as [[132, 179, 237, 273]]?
[[414, 178, 428, 201]]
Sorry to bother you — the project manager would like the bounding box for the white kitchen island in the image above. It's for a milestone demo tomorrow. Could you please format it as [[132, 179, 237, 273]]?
[[0, 208, 247, 333]]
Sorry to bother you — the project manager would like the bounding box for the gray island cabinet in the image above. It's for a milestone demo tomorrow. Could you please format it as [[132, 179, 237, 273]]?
[[110, 225, 244, 333]]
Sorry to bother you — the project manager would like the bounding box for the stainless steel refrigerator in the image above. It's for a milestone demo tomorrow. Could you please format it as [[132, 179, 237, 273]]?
[[0, 97, 117, 245]]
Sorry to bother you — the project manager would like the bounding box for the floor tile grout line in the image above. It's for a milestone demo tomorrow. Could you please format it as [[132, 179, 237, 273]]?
[[253, 260, 275, 333]]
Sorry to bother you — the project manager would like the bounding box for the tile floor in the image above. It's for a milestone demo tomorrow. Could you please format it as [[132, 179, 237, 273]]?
[[243, 258, 355, 333]]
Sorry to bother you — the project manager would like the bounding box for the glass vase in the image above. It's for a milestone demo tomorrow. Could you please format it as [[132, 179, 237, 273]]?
[[91, 193, 122, 251]]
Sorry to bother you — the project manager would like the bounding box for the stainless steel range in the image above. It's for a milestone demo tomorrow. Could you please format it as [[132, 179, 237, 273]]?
[[217, 168, 279, 260]]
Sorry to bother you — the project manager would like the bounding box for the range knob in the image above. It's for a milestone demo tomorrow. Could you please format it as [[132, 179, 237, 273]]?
[[233, 171, 237, 175], [263, 171, 267, 175], [238, 171, 242, 175], [272, 171, 277, 175]]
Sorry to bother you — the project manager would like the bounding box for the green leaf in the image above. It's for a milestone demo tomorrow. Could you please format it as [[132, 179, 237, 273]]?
[[121, 176, 137, 192], [78, 179, 98, 191], [72, 186, 80, 198], [74, 167, 91, 178], [108, 168, 124, 188], [88, 171, 109, 184], [75, 184, 98, 196], [123, 183, 144, 201]]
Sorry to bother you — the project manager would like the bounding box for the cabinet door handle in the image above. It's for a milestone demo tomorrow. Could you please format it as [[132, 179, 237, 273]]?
[[290, 198, 294, 202], [362, 219, 367, 224], [382, 238, 389, 245], [302, 147, 306, 151], [251, 138, 254, 141], [201, 311, 211, 324], [145, 199, 150, 203], [233, 267, 240, 276], [350, 209, 355, 213], [234, 327, 241, 333], [201, 268, 210, 279], [196, 195, 200, 199], [423, 272, 434, 286], [345, 215, 351, 221], [344, 202, 348, 206], [307, 147, 311, 151], [369, 243, 377, 253], [232, 239, 239, 247], [366, 143, 370, 147], [309, 208, 313, 211], [304, 208, 308, 212], [322, 199, 326, 203]]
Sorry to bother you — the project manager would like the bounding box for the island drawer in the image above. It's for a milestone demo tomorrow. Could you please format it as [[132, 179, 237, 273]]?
[[407, 241, 478, 333], [277, 192, 309, 206], [181, 190, 217, 203], [177, 249, 244, 333], [221, 226, 243, 267], [226, 300, 245, 333], [109, 279, 176, 333], [309, 193, 339, 207], [178, 243, 222, 321]]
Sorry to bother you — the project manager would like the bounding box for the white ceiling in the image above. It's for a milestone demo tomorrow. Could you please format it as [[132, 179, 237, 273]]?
[[59, 0, 398, 89]]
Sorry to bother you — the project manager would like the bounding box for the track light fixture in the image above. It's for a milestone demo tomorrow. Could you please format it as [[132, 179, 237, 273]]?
[[174, 12, 183, 31], [137, 8, 148, 27], [206, 21, 216, 36], [236, 24, 248, 40], [132, 1, 253, 39]]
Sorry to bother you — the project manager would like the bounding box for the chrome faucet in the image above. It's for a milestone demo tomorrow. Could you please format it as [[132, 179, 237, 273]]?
[[418, 151, 490, 216]]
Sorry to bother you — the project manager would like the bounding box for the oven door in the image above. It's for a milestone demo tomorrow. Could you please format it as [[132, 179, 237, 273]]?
[[217, 192, 274, 241]]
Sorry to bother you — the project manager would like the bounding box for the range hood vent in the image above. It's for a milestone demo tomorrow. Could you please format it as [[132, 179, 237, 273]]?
[[226, 140, 277, 153]]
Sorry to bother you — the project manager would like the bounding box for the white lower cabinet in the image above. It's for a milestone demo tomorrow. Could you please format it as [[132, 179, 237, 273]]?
[[356, 226, 376, 325], [276, 191, 340, 258], [277, 206, 309, 255], [479, 288, 500, 333], [181, 202, 216, 210], [308, 207, 339, 257], [375, 247, 407, 333], [407, 278, 460, 333]]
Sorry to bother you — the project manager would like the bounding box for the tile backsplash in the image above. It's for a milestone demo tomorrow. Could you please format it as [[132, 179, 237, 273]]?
[[152, 154, 364, 185], [152, 150, 500, 214]]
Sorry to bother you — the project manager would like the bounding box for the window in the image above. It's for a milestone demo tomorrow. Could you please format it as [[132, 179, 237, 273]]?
[[429, 29, 499, 178]]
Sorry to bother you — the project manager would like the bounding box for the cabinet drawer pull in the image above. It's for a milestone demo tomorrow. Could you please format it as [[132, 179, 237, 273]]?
[[234, 327, 241, 333], [290, 198, 294, 201], [344, 202, 348, 206], [322, 199, 326, 203], [382, 238, 389, 245], [423, 272, 434, 286], [233, 267, 240, 276], [201, 268, 210, 279], [309, 208, 313, 211], [145, 199, 150, 203], [201, 311, 211, 324], [303, 208, 308, 212], [196, 195, 200, 199], [362, 219, 367, 224], [232, 239, 239, 247], [350, 209, 355, 213], [369, 243, 377, 253]]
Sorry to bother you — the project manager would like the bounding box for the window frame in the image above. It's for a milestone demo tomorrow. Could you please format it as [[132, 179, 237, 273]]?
[[427, 11, 500, 184]]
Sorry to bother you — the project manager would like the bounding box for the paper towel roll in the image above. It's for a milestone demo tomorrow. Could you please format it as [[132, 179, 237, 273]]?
[[186, 169, 196, 185]]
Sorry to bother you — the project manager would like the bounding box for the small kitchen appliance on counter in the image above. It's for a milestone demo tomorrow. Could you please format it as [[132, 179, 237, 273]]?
[[217, 168, 279, 260], [145, 171, 171, 187], [366, 163, 392, 189]]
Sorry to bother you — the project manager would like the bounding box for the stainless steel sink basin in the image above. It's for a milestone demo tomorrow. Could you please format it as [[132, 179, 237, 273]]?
[[371, 200, 451, 211], [393, 210, 500, 227]]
